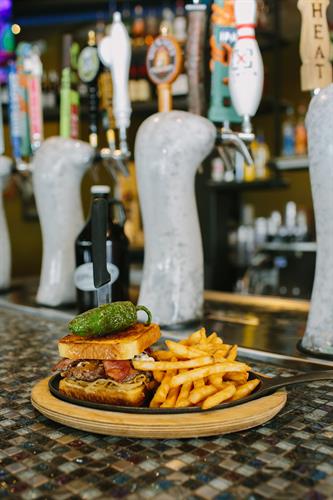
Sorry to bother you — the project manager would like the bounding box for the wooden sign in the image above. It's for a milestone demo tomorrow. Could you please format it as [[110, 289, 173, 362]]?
[[298, 0, 332, 91]]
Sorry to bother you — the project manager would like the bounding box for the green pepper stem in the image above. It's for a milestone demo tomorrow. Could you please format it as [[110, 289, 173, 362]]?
[[136, 305, 152, 325]]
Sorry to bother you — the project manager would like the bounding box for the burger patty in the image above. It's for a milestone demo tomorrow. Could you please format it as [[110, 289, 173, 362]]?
[[65, 360, 106, 382], [53, 358, 140, 383]]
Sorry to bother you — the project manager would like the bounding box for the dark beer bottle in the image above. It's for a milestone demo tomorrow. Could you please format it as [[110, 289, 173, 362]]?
[[74, 185, 129, 312]]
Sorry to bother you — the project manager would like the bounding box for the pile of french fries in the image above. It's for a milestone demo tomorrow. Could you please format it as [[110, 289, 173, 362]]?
[[132, 328, 260, 410]]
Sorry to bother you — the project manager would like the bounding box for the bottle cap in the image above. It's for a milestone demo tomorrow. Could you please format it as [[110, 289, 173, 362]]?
[[91, 185, 111, 194]]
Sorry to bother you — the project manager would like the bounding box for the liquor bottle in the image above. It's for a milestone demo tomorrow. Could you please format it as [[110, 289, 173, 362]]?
[[74, 185, 130, 312], [252, 132, 270, 179], [174, 1, 187, 44], [295, 104, 307, 156], [132, 4, 145, 47], [282, 107, 295, 156]]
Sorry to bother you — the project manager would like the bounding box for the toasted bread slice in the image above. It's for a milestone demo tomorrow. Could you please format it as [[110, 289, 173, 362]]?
[[58, 322, 160, 360], [59, 375, 148, 406]]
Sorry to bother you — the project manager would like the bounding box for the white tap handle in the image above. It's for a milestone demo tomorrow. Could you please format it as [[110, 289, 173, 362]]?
[[98, 12, 132, 133], [235, 0, 256, 24], [229, 0, 263, 121]]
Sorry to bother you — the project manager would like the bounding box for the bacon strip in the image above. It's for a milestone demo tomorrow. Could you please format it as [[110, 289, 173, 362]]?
[[103, 360, 133, 382]]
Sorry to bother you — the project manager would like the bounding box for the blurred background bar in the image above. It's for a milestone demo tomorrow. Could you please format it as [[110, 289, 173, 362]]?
[[0, 0, 325, 303]]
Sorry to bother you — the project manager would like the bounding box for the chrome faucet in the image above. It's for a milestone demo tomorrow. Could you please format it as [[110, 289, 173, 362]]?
[[217, 127, 254, 166]]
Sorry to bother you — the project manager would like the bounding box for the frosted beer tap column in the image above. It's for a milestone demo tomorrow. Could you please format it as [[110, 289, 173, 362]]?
[[136, 112, 216, 326], [33, 137, 94, 307], [301, 87, 333, 354], [0, 157, 12, 291], [229, 0, 264, 133], [298, 0, 333, 355]]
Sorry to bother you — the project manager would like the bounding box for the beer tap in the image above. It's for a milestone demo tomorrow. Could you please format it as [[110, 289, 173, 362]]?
[[229, 0, 264, 135], [7, 57, 34, 219], [208, 0, 264, 172], [146, 26, 183, 112], [8, 43, 45, 219], [25, 45, 44, 153], [208, 0, 240, 126], [98, 11, 132, 175], [78, 30, 101, 150], [185, 0, 207, 116], [217, 127, 254, 166], [99, 69, 117, 154]]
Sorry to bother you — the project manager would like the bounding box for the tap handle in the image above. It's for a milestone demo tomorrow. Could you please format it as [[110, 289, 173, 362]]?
[[99, 70, 116, 151], [185, 1, 207, 115], [298, 0, 332, 91], [229, 0, 263, 122], [98, 13, 132, 136], [25, 47, 44, 152], [146, 32, 183, 112], [7, 62, 22, 161], [78, 41, 101, 148]]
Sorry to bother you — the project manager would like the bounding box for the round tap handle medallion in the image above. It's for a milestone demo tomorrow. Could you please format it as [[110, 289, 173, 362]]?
[[78, 46, 100, 83]]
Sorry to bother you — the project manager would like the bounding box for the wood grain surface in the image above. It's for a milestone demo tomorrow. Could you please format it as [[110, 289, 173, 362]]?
[[31, 378, 287, 438]]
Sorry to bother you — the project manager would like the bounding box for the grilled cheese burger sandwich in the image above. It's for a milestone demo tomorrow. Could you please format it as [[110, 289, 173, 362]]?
[[53, 322, 160, 406]]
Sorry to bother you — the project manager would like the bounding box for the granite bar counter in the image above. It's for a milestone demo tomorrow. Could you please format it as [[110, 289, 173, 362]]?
[[1, 294, 333, 499]]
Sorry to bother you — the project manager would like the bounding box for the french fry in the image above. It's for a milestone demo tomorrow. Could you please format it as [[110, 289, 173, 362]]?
[[212, 337, 223, 345], [194, 343, 215, 353], [200, 328, 207, 341], [188, 328, 206, 345], [170, 361, 250, 388], [149, 397, 160, 408], [153, 350, 173, 361], [175, 397, 191, 408], [165, 340, 207, 359], [201, 383, 236, 410], [195, 342, 223, 354], [227, 345, 238, 361], [224, 371, 248, 385], [175, 369, 191, 407], [207, 332, 218, 343], [161, 385, 180, 407], [133, 356, 214, 371], [209, 374, 224, 389], [150, 358, 177, 406], [213, 346, 231, 361], [153, 370, 165, 383], [189, 384, 218, 404], [150, 372, 173, 405], [231, 379, 260, 401], [194, 378, 205, 389]]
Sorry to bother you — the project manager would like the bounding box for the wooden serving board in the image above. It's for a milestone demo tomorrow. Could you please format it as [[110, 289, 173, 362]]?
[[31, 378, 287, 438]]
